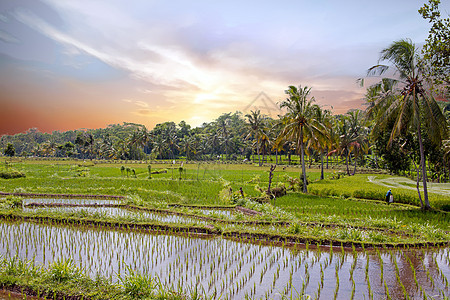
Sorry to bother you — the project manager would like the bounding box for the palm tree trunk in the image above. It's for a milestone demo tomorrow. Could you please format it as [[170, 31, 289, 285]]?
[[320, 151, 324, 180], [262, 151, 265, 166], [300, 128, 307, 193], [417, 123, 430, 209], [309, 153, 312, 168], [346, 149, 350, 176], [326, 146, 329, 169], [412, 159, 424, 208], [257, 143, 261, 166]]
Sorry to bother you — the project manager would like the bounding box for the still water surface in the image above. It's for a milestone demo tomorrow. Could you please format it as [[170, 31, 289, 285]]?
[[1, 220, 448, 299]]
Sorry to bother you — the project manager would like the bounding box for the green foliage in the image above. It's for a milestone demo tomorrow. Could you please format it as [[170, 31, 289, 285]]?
[[283, 174, 308, 191], [126, 194, 145, 206], [419, 0, 450, 95], [0, 196, 22, 209], [363, 38, 448, 208], [373, 120, 412, 174], [337, 228, 363, 241], [3, 143, 15, 157], [48, 258, 83, 283], [74, 167, 90, 177], [330, 171, 346, 180], [0, 170, 26, 179], [0, 256, 39, 277], [287, 222, 303, 234], [278, 85, 327, 193], [308, 174, 450, 209], [119, 266, 155, 299]]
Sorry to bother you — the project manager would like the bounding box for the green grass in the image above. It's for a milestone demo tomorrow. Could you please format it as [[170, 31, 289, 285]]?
[[0, 159, 449, 245], [274, 192, 450, 232], [0, 255, 189, 299], [308, 174, 450, 210]]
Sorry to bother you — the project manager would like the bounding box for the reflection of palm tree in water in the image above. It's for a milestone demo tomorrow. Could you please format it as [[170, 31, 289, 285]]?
[[368, 248, 448, 299]]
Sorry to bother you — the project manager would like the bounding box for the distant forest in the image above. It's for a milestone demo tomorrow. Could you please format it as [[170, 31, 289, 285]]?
[[1, 105, 449, 182]]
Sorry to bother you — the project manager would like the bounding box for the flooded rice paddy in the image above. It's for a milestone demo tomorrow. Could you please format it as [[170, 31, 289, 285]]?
[[22, 198, 235, 225], [23, 206, 208, 225], [22, 198, 123, 206], [1, 219, 449, 299]]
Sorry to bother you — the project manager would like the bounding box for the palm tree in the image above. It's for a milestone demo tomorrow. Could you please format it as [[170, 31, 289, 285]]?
[[333, 115, 354, 175], [162, 124, 178, 160], [346, 110, 369, 175], [216, 113, 232, 161], [180, 135, 194, 161], [245, 110, 268, 166], [278, 85, 326, 193], [362, 39, 448, 209], [311, 105, 332, 179], [127, 127, 149, 160], [444, 140, 450, 179], [98, 134, 116, 159], [151, 136, 167, 159]]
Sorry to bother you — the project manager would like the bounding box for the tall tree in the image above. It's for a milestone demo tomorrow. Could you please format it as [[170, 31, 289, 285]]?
[[419, 0, 450, 96], [278, 85, 326, 193], [311, 105, 332, 179], [362, 39, 448, 209], [4, 143, 15, 157], [245, 110, 268, 166], [216, 113, 232, 160]]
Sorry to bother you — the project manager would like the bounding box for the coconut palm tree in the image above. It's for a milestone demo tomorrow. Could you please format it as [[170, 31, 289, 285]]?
[[346, 109, 369, 175], [180, 135, 194, 161], [311, 104, 332, 179], [151, 136, 167, 160], [444, 139, 450, 176], [245, 110, 268, 166], [277, 85, 327, 193], [216, 113, 232, 161], [362, 39, 448, 209]]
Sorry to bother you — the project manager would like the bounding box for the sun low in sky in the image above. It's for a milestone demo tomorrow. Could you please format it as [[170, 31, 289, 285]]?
[[0, 0, 445, 135]]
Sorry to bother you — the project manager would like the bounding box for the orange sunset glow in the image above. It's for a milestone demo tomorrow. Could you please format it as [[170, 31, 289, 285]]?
[[0, 0, 443, 135]]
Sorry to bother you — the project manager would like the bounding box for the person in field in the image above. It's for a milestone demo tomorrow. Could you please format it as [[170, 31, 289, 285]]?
[[385, 189, 393, 204]]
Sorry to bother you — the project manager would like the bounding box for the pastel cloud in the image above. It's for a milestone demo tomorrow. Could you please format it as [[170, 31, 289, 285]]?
[[1, 0, 445, 134]]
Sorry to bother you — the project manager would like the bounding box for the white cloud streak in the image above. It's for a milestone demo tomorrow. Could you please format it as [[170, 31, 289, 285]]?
[[7, 0, 441, 127]]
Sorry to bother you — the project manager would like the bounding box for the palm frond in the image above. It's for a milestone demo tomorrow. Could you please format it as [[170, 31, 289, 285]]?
[[366, 64, 389, 77]]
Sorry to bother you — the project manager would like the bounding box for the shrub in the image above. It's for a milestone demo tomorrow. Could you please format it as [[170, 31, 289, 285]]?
[[287, 222, 303, 234], [441, 204, 450, 212], [119, 266, 154, 299], [48, 258, 83, 283], [0, 170, 25, 179]]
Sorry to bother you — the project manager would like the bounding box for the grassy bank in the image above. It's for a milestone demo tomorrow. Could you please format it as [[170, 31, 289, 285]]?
[[308, 174, 450, 210], [0, 255, 193, 300]]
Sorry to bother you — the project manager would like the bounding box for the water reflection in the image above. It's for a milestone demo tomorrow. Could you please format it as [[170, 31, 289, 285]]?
[[0, 220, 448, 299], [23, 206, 206, 225]]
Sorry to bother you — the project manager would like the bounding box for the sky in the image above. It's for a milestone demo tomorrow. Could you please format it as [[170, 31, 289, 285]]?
[[0, 0, 448, 135]]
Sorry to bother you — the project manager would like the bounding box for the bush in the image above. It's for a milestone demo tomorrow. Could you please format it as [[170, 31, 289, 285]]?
[[48, 258, 83, 283], [0, 170, 25, 179], [283, 174, 308, 191], [1, 196, 23, 208], [119, 266, 154, 299], [441, 204, 450, 212]]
